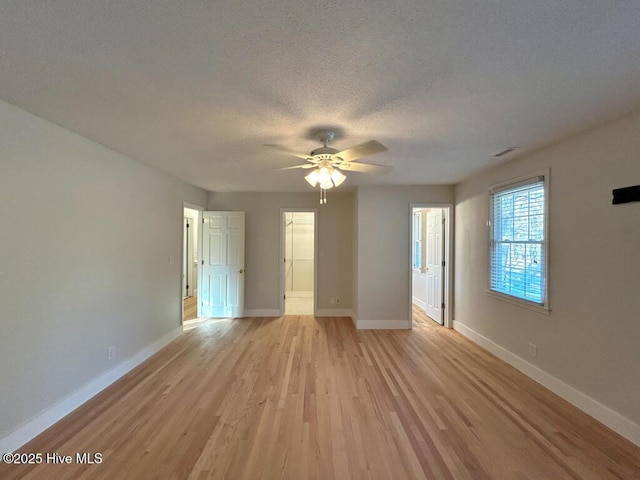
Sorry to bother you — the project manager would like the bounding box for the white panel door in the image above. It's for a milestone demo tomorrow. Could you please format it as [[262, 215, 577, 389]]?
[[425, 209, 444, 324], [201, 211, 245, 318]]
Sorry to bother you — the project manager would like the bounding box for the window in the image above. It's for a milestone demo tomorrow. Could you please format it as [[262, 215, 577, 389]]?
[[413, 211, 422, 270], [489, 173, 548, 308]]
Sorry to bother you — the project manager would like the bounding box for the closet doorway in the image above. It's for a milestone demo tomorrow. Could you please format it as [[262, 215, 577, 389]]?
[[280, 210, 317, 315], [410, 204, 453, 327], [182, 206, 201, 323]]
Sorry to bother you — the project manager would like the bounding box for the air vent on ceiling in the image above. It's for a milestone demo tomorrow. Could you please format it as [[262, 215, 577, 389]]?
[[493, 147, 518, 158]]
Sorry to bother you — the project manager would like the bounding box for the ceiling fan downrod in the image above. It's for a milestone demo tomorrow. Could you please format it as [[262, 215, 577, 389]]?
[[320, 129, 335, 148]]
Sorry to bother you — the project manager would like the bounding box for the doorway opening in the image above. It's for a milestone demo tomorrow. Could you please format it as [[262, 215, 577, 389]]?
[[182, 206, 201, 324], [410, 204, 453, 327], [280, 210, 316, 315]]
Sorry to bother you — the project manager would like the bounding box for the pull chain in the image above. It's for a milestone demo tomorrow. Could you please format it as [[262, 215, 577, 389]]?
[[319, 188, 327, 204]]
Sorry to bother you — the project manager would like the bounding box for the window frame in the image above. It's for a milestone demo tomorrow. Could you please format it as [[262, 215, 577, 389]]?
[[486, 170, 550, 314]]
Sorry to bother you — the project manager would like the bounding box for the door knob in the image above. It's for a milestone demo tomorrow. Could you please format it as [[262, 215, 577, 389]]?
[[239, 269, 245, 274]]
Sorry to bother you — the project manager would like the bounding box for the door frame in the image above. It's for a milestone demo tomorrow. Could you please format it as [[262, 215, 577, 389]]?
[[182, 202, 204, 324], [409, 203, 454, 328], [279, 208, 318, 316]]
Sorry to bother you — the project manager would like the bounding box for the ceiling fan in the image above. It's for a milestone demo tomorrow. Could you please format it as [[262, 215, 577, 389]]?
[[264, 130, 392, 203]]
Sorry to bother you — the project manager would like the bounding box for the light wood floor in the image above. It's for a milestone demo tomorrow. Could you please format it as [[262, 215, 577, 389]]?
[[183, 295, 197, 321], [2, 309, 639, 479], [285, 291, 314, 315]]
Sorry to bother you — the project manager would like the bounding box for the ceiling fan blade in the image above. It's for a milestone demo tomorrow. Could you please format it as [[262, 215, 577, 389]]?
[[263, 144, 312, 160], [334, 140, 388, 162], [277, 164, 317, 171], [336, 161, 393, 174]]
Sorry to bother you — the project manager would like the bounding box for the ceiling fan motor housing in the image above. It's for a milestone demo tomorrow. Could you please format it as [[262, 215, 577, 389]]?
[[310, 147, 339, 157]]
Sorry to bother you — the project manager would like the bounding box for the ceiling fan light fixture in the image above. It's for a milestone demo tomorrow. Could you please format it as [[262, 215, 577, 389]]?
[[331, 169, 346, 187], [306, 165, 346, 195], [269, 131, 390, 204], [316, 167, 332, 185], [304, 169, 319, 187]]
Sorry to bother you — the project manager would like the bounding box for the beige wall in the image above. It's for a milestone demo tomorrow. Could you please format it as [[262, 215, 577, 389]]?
[[455, 110, 640, 428], [208, 191, 353, 311], [207, 186, 455, 325], [0, 100, 208, 441], [352, 191, 359, 317], [354, 186, 454, 326]]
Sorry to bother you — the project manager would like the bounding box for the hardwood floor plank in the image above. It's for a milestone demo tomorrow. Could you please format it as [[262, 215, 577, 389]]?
[[2, 310, 640, 479], [183, 296, 197, 321]]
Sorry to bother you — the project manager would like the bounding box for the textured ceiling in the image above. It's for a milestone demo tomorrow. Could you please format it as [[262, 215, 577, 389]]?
[[2, 1, 640, 192]]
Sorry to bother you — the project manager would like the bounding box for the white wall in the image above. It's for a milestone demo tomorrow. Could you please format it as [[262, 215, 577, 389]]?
[[455, 110, 640, 438], [412, 272, 427, 308], [354, 186, 454, 328], [208, 191, 353, 312], [0, 100, 208, 445]]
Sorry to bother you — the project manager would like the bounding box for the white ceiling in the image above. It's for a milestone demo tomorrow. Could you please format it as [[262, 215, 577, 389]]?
[[2, 1, 640, 192]]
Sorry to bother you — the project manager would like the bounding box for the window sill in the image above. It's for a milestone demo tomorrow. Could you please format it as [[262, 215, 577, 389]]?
[[485, 290, 550, 316]]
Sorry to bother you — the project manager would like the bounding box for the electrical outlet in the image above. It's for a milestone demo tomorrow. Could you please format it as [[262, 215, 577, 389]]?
[[528, 343, 537, 358], [108, 346, 116, 361], [335, 297, 341, 305]]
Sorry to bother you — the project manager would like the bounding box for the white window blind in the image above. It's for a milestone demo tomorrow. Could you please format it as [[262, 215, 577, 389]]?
[[490, 176, 546, 305]]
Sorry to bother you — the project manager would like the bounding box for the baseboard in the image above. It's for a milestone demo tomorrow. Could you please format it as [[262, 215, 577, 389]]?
[[356, 319, 412, 330], [0, 327, 182, 455], [453, 320, 640, 447], [243, 309, 281, 317], [315, 309, 353, 317], [412, 297, 426, 310]]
